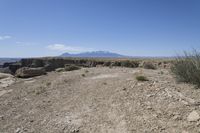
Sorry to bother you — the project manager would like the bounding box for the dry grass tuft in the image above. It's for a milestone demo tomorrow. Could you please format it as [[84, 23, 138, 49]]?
[[171, 50, 200, 87]]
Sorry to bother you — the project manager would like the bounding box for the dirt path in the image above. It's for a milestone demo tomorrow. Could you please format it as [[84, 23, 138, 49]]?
[[1, 67, 200, 133]]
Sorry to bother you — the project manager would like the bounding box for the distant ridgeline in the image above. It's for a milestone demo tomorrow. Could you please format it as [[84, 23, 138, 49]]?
[[0, 57, 172, 75], [60, 51, 126, 58]]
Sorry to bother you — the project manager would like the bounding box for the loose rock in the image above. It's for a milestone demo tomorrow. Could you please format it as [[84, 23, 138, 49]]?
[[187, 110, 200, 122]]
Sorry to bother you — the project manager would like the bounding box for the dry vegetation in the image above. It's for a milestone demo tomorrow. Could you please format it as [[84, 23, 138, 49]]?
[[171, 50, 200, 87]]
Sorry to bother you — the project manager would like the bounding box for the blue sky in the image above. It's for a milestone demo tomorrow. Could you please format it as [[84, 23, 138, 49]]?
[[0, 0, 200, 57]]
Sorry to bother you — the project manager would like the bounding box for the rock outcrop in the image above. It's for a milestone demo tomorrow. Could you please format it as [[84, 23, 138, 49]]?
[[2, 62, 21, 74], [15, 67, 46, 78]]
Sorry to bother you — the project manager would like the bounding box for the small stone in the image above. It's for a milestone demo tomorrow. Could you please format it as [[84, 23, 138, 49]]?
[[153, 114, 158, 118], [137, 82, 144, 86], [187, 110, 200, 122], [182, 100, 189, 105], [156, 110, 162, 114], [147, 106, 152, 110], [15, 128, 21, 133], [73, 129, 79, 133], [196, 121, 200, 126], [147, 94, 154, 98], [0, 115, 4, 120], [160, 127, 165, 131], [173, 115, 182, 120], [122, 87, 127, 91]]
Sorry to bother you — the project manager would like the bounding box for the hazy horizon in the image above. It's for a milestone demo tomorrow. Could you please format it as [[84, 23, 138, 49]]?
[[0, 50, 178, 59], [0, 0, 200, 58]]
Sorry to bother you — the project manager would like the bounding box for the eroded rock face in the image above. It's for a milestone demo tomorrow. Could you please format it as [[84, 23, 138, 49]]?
[[2, 58, 172, 75], [15, 67, 46, 78], [2, 62, 21, 74], [20, 58, 83, 71], [0, 67, 12, 74]]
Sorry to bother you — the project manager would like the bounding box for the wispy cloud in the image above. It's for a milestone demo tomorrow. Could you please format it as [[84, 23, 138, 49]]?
[[47, 44, 93, 53], [16, 41, 38, 46], [0, 35, 11, 40]]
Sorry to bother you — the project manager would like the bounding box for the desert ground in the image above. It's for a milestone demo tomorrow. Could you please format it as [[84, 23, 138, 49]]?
[[1, 67, 200, 133]]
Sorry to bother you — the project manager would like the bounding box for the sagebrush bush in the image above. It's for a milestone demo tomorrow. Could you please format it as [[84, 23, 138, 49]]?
[[143, 62, 156, 69], [110, 61, 121, 67], [121, 60, 139, 68], [103, 61, 111, 66], [81, 74, 86, 77], [171, 50, 200, 87]]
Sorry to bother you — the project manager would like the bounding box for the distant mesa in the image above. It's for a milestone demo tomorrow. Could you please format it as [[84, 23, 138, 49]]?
[[60, 51, 126, 58]]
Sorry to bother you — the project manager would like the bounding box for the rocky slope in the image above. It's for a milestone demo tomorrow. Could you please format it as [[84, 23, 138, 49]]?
[[1, 67, 200, 133]]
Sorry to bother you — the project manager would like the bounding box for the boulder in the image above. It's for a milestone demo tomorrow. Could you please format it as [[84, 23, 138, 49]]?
[[15, 67, 46, 78]]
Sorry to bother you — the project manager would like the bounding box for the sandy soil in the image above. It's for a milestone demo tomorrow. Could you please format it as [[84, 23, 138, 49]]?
[[1, 67, 200, 133]]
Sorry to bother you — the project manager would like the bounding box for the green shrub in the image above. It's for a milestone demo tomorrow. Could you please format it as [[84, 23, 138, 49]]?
[[103, 61, 111, 66], [121, 60, 132, 67], [121, 60, 139, 68], [136, 75, 149, 81], [171, 50, 200, 87], [110, 60, 139, 68], [110, 61, 121, 67]]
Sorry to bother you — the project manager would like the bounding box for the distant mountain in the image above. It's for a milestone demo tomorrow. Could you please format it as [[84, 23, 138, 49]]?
[[60, 51, 126, 58]]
